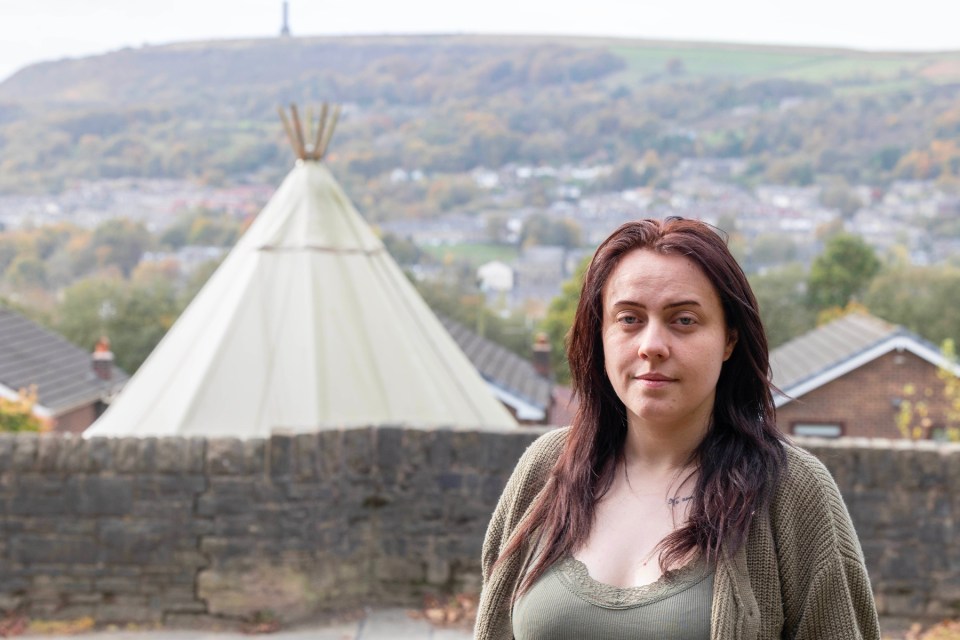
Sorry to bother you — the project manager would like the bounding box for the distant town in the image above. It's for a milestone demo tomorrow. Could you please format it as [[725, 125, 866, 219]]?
[[3, 158, 956, 322]]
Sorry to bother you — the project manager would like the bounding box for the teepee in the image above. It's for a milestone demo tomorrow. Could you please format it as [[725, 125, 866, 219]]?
[[85, 105, 516, 438]]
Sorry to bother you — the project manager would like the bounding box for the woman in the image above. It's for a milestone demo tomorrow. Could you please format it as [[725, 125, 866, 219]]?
[[475, 218, 879, 639]]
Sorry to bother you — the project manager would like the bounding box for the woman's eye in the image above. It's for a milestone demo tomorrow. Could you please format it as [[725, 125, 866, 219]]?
[[675, 316, 696, 326], [618, 315, 640, 325]]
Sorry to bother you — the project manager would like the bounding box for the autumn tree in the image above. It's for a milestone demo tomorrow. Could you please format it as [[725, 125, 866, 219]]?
[[0, 386, 47, 432], [539, 255, 590, 383], [90, 219, 154, 277], [896, 339, 960, 442]]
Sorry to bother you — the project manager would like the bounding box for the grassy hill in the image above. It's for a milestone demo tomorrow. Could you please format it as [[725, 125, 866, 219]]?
[[1, 35, 959, 208]]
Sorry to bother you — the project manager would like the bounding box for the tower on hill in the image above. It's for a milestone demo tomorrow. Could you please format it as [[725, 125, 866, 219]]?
[[280, 1, 291, 37]]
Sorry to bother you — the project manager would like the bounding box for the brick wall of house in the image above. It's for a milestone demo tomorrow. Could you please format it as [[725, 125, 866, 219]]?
[[777, 350, 952, 439], [53, 404, 99, 435]]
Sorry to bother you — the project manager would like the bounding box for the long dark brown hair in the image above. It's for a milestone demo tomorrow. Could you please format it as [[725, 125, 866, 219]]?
[[500, 217, 786, 595]]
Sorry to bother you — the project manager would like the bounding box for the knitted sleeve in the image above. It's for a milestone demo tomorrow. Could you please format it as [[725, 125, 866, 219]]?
[[475, 428, 568, 640], [775, 447, 881, 640]]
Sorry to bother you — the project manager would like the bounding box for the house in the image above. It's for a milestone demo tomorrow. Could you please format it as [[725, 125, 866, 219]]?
[[477, 260, 514, 295], [437, 315, 578, 426], [771, 312, 959, 439], [0, 306, 127, 434]]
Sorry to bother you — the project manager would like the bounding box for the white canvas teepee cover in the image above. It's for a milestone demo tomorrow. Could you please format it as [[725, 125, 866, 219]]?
[[85, 161, 516, 438]]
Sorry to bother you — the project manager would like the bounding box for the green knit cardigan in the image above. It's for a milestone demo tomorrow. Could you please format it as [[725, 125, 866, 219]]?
[[475, 428, 881, 639]]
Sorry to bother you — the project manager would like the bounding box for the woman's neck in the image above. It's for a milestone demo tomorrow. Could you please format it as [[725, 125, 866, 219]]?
[[622, 417, 707, 474]]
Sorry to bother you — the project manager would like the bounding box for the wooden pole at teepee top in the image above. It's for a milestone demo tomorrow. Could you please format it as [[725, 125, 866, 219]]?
[[277, 102, 340, 162]]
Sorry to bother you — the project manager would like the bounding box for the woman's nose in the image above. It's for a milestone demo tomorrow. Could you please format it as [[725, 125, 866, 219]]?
[[637, 324, 669, 360]]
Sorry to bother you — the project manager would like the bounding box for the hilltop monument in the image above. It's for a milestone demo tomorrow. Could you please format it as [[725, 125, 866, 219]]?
[[84, 104, 516, 438], [280, 1, 291, 37]]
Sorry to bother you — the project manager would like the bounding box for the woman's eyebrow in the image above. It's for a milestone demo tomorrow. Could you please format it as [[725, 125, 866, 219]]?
[[609, 299, 702, 309], [664, 300, 702, 310]]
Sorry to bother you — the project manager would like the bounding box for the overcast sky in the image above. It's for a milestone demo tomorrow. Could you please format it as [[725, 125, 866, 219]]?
[[1, 0, 957, 82]]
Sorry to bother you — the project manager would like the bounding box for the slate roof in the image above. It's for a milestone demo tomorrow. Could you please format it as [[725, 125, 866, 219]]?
[[438, 315, 553, 412], [769, 312, 954, 406], [0, 306, 127, 414]]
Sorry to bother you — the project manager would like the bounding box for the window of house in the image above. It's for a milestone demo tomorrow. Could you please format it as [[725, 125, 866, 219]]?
[[792, 422, 843, 438]]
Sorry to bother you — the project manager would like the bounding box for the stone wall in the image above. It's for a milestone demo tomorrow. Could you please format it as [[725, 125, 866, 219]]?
[[1, 427, 958, 629]]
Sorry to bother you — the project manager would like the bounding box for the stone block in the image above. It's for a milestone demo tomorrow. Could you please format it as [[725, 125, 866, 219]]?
[[12, 434, 38, 471], [94, 576, 141, 593], [97, 596, 163, 623], [426, 432, 454, 470], [0, 593, 24, 612], [67, 592, 104, 605], [36, 435, 64, 471], [12, 535, 97, 564], [200, 537, 261, 562], [207, 438, 246, 475], [375, 427, 404, 479], [199, 561, 347, 621], [343, 427, 374, 475], [243, 438, 267, 474], [67, 476, 134, 516], [315, 430, 343, 479], [448, 430, 485, 468], [197, 478, 258, 516], [98, 519, 179, 565], [138, 437, 159, 473], [84, 437, 113, 472], [155, 437, 197, 473], [57, 518, 97, 536], [426, 558, 450, 586], [112, 438, 141, 473], [136, 474, 206, 499], [293, 432, 320, 480], [0, 433, 15, 471], [375, 556, 422, 583], [10, 476, 67, 515], [269, 433, 294, 478]]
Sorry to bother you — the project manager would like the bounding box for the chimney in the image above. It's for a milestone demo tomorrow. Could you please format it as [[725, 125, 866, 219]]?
[[532, 332, 552, 380], [92, 336, 114, 381]]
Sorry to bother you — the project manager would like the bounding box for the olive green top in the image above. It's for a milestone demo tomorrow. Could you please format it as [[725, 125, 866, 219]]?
[[514, 554, 714, 639], [475, 427, 881, 640]]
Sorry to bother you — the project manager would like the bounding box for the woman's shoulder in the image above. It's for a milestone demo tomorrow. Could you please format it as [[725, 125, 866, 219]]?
[[781, 443, 837, 485], [775, 444, 847, 510], [771, 443, 862, 557]]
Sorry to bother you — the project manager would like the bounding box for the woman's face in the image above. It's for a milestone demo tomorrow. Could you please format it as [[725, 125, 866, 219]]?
[[601, 248, 737, 435]]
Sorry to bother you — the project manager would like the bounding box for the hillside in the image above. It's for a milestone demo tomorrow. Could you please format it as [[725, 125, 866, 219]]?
[[1, 34, 960, 215]]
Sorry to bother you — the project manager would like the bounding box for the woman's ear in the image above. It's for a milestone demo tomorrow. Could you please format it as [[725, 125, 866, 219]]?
[[723, 328, 738, 361]]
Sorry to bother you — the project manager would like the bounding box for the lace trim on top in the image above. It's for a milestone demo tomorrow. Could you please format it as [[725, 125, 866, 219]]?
[[555, 555, 713, 610]]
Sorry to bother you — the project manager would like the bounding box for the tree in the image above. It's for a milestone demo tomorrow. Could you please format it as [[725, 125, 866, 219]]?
[[748, 264, 817, 348], [863, 265, 960, 347], [539, 256, 590, 383], [90, 219, 153, 277], [520, 214, 582, 250], [896, 339, 960, 442], [0, 386, 47, 432], [54, 275, 180, 373], [807, 233, 881, 311]]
